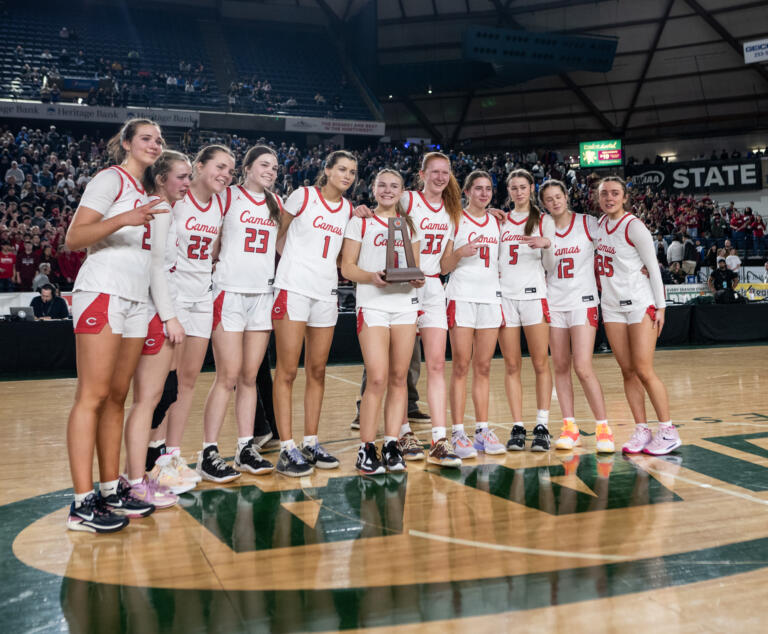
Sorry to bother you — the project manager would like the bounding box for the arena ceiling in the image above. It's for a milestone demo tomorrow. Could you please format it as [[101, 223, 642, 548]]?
[[164, 0, 768, 149]]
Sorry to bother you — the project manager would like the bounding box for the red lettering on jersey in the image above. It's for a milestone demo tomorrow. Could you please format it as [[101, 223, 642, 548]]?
[[239, 210, 276, 227], [419, 218, 449, 231], [373, 233, 404, 248], [554, 245, 581, 257], [596, 243, 616, 255], [467, 232, 498, 245], [312, 216, 343, 236], [500, 230, 525, 242], [185, 216, 219, 235]]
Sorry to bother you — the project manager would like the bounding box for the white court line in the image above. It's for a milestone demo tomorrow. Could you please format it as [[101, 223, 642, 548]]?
[[408, 529, 629, 561], [640, 464, 768, 509]]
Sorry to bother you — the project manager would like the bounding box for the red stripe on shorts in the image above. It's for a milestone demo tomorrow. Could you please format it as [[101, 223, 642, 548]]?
[[74, 293, 110, 334], [142, 313, 166, 355], [212, 291, 225, 331], [271, 289, 288, 320]]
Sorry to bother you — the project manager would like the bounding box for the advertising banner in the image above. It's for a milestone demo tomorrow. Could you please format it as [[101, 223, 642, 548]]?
[[626, 159, 763, 194], [664, 283, 707, 304], [744, 38, 768, 64], [284, 116, 385, 136], [0, 100, 199, 127]]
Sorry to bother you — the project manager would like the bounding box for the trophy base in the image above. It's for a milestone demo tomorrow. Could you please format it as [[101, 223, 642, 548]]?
[[384, 268, 425, 283]]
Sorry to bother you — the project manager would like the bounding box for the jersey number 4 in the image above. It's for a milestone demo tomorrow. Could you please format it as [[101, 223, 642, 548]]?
[[244, 228, 269, 254], [595, 254, 614, 277], [188, 235, 212, 260]]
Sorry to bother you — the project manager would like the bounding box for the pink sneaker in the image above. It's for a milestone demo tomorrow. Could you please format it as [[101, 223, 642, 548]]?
[[132, 478, 178, 509], [643, 424, 682, 456], [622, 425, 653, 454]]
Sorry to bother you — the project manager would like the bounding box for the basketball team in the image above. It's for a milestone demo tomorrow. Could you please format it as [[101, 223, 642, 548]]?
[[63, 119, 682, 534]]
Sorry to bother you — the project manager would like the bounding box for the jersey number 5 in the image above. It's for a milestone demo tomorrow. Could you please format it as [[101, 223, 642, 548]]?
[[244, 228, 269, 254]]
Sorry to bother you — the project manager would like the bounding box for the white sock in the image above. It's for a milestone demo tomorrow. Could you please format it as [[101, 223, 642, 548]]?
[[99, 479, 119, 497], [166, 446, 180, 455], [303, 435, 318, 447], [513, 421, 525, 429], [595, 419, 607, 427], [203, 441, 217, 450], [563, 417, 575, 426], [281, 439, 296, 451], [149, 439, 165, 449], [636, 423, 650, 429], [432, 426, 446, 442], [384, 435, 398, 445], [238, 436, 253, 450], [659, 421, 673, 428], [536, 410, 549, 427], [452, 424, 465, 434], [475, 422, 488, 433], [399, 423, 412, 436], [128, 477, 143, 487], [74, 491, 92, 507]]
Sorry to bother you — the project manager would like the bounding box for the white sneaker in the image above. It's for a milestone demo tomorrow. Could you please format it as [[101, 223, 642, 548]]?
[[149, 455, 196, 494], [167, 451, 202, 483]]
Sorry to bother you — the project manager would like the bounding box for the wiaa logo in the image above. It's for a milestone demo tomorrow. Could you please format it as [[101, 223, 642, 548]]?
[[633, 170, 665, 188]]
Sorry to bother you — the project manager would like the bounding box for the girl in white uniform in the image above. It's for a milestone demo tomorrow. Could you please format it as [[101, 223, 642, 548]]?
[[440, 171, 506, 456], [341, 169, 424, 474], [539, 180, 614, 454], [122, 151, 192, 506], [199, 146, 281, 482], [498, 169, 555, 452], [65, 119, 166, 533], [161, 145, 235, 465], [272, 150, 357, 477], [595, 177, 680, 456], [400, 152, 463, 467]]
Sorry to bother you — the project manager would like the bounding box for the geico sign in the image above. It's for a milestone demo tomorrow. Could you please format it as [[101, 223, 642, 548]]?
[[671, 164, 758, 189]]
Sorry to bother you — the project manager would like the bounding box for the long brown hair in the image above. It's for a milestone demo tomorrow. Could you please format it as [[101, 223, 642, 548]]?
[[373, 168, 415, 234], [315, 150, 357, 192], [142, 150, 190, 195], [462, 170, 493, 209], [242, 145, 281, 224], [506, 168, 541, 236], [193, 144, 234, 172], [418, 152, 462, 228], [106, 118, 161, 164]]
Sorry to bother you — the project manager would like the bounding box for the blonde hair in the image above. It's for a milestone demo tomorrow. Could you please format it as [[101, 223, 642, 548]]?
[[419, 152, 462, 228], [373, 168, 415, 234], [106, 118, 161, 164]]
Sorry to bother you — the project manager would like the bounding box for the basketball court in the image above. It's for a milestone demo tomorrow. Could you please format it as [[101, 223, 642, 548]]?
[[3, 344, 767, 632]]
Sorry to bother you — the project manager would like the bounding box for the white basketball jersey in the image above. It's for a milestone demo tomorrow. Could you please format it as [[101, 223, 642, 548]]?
[[172, 189, 224, 302], [547, 213, 599, 311], [402, 191, 452, 276], [499, 210, 547, 300], [274, 186, 352, 301], [446, 211, 501, 304], [595, 213, 655, 311], [213, 185, 280, 294], [344, 215, 418, 312], [73, 166, 151, 302]]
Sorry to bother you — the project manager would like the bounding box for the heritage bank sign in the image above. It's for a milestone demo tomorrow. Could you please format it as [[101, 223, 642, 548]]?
[[626, 158, 763, 194]]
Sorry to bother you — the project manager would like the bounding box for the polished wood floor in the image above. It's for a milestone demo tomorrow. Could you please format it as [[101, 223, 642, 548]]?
[[2, 345, 768, 633]]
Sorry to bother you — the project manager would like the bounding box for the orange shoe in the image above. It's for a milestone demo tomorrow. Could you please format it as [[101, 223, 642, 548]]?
[[596, 422, 615, 453], [555, 419, 580, 450]]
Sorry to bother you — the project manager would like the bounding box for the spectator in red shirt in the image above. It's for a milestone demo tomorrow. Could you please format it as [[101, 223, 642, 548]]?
[[15, 239, 40, 290], [0, 241, 16, 291], [56, 244, 85, 291]]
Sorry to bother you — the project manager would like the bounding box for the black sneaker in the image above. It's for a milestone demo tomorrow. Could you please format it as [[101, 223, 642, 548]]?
[[356, 442, 385, 475], [101, 479, 155, 518], [382, 440, 406, 472], [531, 424, 551, 452], [196, 445, 241, 483], [301, 442, 340, 469], [145, 443, 166, 472], [234, 439, 274, 475], [506, 425, 527, 451], [276, 447, 314, 477], [66, 492, 130, 533], [407, 409, 431, 423]]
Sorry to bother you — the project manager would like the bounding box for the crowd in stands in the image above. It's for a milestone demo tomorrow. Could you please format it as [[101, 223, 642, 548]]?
[[1, 122, 765, 296]]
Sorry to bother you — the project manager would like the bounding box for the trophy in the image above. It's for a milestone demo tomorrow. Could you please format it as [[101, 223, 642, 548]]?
[[384, 217, 425, 283]]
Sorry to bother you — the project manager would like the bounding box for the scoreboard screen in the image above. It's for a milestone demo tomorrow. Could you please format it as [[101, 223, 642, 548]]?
[[579, 139, 623, 168]]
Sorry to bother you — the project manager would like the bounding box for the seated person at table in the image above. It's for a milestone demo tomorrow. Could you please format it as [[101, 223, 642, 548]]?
[[30, 283, 69, 319], [708, 257, 739, 304]]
